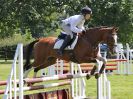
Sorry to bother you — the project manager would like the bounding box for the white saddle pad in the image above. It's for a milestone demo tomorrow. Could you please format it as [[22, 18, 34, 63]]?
[[54, 36, 78, 50]]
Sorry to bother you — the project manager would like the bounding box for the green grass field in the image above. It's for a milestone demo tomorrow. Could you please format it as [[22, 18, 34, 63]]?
[[0, 60, 133, 99]]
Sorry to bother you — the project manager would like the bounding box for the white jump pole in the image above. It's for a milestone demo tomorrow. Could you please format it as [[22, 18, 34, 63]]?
[[18, 44, 23, 99]]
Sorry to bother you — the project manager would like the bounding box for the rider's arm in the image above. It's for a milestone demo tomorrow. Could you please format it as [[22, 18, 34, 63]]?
[[70, 23, 83, 33], [78, 20, 85, 30], [70, 17, 84, 33]]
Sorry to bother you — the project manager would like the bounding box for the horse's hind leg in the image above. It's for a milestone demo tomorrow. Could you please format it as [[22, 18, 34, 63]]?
[[33, 67, 40, 78], [33, 65, 51, 78], [23, 64, 34, 78], [33, 57, 57, 78]]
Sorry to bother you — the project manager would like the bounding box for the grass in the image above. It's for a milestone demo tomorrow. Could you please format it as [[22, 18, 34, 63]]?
[[0, 60, 133, 99], [108, 75, 133, 99], [85, 75, 133, 99]]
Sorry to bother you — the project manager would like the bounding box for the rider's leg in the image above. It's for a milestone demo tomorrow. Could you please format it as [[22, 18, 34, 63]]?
[[57, 35, 71, 56], [57, 22, 73, 56]]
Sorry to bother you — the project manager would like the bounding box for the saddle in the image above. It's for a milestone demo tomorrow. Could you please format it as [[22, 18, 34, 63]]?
[[53, 32, 78, 50]]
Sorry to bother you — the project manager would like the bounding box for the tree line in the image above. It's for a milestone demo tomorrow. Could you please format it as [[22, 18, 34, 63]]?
[[0, 0, 133, 44]]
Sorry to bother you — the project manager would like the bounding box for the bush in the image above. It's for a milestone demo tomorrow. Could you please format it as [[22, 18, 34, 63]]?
[[0, 33, 34, 47], [0, 34, 35, 60]]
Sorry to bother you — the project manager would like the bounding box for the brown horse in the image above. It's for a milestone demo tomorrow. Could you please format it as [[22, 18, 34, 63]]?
[[23, 26, 118, 78]]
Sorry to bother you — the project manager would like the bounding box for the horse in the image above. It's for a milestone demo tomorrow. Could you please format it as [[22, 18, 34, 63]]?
[[23, 26, 118, 79]]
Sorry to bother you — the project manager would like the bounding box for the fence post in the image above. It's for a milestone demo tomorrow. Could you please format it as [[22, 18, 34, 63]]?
[[18, 44, 23, 99]]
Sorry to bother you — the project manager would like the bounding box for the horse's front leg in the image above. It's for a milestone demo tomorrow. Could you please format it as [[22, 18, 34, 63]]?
[[86, 65, 97, 79], [95, 56, 107, 79], [80, 57, 98, 79]]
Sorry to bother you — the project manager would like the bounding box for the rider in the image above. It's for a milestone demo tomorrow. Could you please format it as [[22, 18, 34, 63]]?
[[57, 6, 92, 56]]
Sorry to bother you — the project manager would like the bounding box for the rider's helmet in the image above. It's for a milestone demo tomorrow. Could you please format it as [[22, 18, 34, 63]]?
[[81, 6, 92, 15]]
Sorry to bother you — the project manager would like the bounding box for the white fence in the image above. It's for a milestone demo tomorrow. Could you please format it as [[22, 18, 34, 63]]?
[[3, 44, 111, 99], [3, 44, 23, 99]]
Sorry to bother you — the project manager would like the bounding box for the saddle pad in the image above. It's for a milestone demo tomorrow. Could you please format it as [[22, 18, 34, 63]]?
[[54, 35, 78, 50]]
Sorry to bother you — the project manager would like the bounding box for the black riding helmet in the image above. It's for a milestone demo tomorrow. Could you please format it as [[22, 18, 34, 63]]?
[[81, 6, 92, 14]]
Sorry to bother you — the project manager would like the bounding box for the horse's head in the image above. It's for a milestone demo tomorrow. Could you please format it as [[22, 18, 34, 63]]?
[[102, 27, 118, 55], [82, 26, 118, 55]]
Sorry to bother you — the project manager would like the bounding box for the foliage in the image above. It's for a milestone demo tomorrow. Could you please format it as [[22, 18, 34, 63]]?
[[0, 0, 133, 44], [0, 33, 34, 60], [87, 0, 133, 44], [0, 34, 34, 47]]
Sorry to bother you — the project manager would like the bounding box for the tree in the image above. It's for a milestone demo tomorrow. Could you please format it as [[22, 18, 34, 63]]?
[[0, 0, 132, 44], [86, 0, 133, 44]]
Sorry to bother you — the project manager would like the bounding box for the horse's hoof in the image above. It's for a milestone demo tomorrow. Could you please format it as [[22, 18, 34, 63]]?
[[95, 73, 100, 79], [86, 74, 91, 80]]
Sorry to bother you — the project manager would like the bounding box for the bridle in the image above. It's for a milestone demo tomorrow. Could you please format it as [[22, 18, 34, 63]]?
[[106, 32, 118, 54]]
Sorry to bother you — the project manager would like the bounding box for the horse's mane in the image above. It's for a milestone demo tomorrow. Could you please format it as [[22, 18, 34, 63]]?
[[86, 26, 108, 30], [90, 26, 108, 29], [83, 26, 114, 41], [86, 26, 114, 33]]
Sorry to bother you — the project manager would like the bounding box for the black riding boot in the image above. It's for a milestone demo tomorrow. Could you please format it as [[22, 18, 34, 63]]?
[[57, 35, 71, 56]]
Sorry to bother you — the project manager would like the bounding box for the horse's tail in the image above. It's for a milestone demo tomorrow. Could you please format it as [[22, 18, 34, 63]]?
[[24, 40, 39, 71]]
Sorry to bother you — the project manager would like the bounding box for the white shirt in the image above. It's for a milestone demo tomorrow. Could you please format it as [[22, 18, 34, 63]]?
[[62, 15, 85, 33]]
